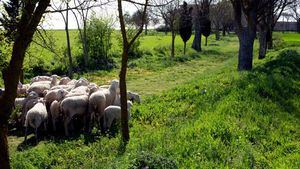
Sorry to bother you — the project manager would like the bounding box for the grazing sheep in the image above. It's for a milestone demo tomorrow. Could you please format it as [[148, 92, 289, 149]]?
[[127, 91, 141, 103], [50, 84, 74, 91], [28, 76, 59, 96], [45, 89, 68, 108], [88, 90, 106, 131], [60, 95, 89, 136], [24, 100, 48, 143], [74, 78, 89, 88], [50, 100, 61, 132], [103, 80, 119, 107], [31, 76, 52, 83], [59, 77, 71, 85], [104, 101, 133, 131], [65, 86, 90, 98]]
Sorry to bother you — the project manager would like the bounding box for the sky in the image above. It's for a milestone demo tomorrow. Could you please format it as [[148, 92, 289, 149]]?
[[42, 0, 145, 30]]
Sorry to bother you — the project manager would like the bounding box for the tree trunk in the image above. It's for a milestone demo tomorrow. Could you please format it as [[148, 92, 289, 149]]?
[[222, 25, 226, 36], [0, 122, 9, 169], [192, 29, 202, 52], [65, 3, 73, 78], [215, 25, 220, 40], [145, 24, 148, 35], [259, 29, 267, 59], [0, 1, 50, 168], [83, 19, 89, 68], [205, 37, 208, 46], [267, 29, 273, 49], [120, 49, 129, 142], [183, 42, 186, 55], [237, 28, 256, 71], [171, 28, 175, 58]]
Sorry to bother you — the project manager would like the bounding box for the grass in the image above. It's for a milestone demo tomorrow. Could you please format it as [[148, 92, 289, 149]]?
[[7, 32, 300, 168]]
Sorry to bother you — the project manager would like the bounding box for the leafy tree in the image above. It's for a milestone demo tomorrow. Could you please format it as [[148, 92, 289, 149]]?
[[0, 1, 51, 168], [86, 16, 114, 70], [201, 18, 211, 46], [179, 1, 193, 54]]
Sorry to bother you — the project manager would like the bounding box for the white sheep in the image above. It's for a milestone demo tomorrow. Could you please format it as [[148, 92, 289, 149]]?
[[50, 84, 74, 91], [58, 77, 71, 85], [24, 100, 48, 143], [27, 76, 59, 96], [103, 80, 119, 107], [50, 100, 61, 132], [113, 94, 120, 106], [65, 86, 89, 98], [104, 101, 133, 131], [45, 89, 68, 108], [88, 90, 106, 131], [74, 78, 89, 88], [60, 95, 89, 136]]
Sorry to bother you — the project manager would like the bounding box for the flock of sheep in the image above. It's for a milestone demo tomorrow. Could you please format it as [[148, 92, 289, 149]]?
[[4, 75, 140, 143]]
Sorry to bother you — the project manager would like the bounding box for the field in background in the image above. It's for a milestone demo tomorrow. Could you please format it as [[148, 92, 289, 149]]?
[[7, 32, 300, 168]]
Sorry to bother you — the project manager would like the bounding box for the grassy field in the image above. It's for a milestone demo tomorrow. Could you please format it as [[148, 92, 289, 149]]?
[[7, 32, 300, 168]]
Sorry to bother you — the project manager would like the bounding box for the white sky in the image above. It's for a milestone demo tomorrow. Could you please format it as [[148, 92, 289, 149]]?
[[42, 1, 144, 30]]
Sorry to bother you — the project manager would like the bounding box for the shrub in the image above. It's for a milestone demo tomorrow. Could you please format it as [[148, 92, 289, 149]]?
[[84, 16, 114, 70]]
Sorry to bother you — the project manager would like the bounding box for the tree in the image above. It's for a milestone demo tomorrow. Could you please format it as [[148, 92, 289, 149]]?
[[201, 18, 211, 46], [179, 1, 193, 54], [117, 0, 149, 142], [257, 0, 293, 59], [289, 0, 300, 32], [155, 0, 180, 58], [192, 0, 213, 52], [230, 0, 261, 71], [0, 1, 50, 168], [210, 0, 233, 40], [129, 9, 159, 35]]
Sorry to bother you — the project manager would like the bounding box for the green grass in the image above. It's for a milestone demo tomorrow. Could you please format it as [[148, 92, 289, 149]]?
[[7, 32, 300, 168]]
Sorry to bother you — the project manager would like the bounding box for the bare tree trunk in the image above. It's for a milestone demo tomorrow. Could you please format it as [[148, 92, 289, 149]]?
[[171, 28, 175, 58], [65, 3, 73, 78], [267, 29, 273, 49], [237, 28, 256, 71], [222, 25, 226, 36], [183, 42, 186, 55], [83, 19, 89, 68], [120, 49, 129, 142], [0, 122, 9, 169], [215, 25, 220, 40], [259, 28, 267, 59], [192, 28, 202, 52], [0, 1, 50, 167], [205, 37, 208, 46], [145, 24, 148, 35]]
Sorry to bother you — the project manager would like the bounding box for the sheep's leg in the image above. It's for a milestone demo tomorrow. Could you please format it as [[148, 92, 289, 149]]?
[[24, 127, 28, 143], [64, 117, 71, 136], [35, 127, 38, 144], [52, 118, 56, 132]]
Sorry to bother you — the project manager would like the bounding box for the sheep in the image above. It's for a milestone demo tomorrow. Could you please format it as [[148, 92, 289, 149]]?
[[24, 100, 48, 143], [31, 76, 52, 83], [103, 80, 119, 107], [88, 90, 106, 132], [50, 84, 74, 91], [113, 94, 120, 106], [27, 76, 59, 96], [127, 91, 141, 103], [74, 78, 89, 88], [64, 86, 89, 98], [60, 95, 89, 136], [67, 79, 77, 86], [45, 89, 68, 108], [104, 101, 133, 131], [50, 100, 61, 132], [58, 77, 71, 85], [15, 98, 26, 109]]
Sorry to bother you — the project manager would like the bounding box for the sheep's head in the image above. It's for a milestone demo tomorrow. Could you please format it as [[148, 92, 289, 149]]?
[[57, 89, 68, 101], [110, 79, 119, 91], [27, 91, 38, 99], [127, 92, 141, 103]]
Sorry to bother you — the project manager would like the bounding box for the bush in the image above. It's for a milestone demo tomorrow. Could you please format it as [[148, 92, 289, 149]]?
[[129, 152, 178, 169], [83, 16, 114, 70]]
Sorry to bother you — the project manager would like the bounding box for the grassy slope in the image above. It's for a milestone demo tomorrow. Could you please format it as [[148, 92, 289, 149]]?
[[9, 33, 300, 168]]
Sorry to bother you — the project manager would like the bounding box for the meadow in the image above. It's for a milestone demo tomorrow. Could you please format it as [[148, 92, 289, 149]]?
[[7, 31, 300, 168]]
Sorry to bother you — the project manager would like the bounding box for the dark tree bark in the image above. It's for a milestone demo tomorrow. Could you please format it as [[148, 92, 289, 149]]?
[[192, 27, 202, 51], [0, 1, 50, 168], [259, 29, 267, 59], [117, 0, 148, 142], [222, 26, 226, 36], [171, 28, 176, 57], [205, 36, 208, 46], [65, 2, 73, 78], [215, 24, 220, 40], [237, 28, 256, 70]]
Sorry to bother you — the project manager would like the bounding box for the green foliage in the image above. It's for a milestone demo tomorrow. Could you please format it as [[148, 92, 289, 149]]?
[[84, 16, 114, 70], [9, 33, 300, 168], [129, 152, 178, 169]]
